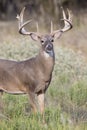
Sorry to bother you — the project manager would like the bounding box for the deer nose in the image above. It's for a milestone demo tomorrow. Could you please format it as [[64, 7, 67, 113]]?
[[46, 44, 53, 51]]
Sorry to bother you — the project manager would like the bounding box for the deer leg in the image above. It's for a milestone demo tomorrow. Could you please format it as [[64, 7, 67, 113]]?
[[28, 91, 37, 114], [37, 93, 45, 122], [0, 90, 4, 113]]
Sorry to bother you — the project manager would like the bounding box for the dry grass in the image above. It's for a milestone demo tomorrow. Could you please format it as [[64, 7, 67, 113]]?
[[0, 10, 87, 129]]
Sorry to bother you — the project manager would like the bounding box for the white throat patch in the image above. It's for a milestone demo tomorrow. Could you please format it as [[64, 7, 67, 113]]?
[[43, 51, 50, 58]]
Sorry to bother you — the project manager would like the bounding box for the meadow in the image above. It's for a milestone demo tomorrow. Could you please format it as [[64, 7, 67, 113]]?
[[0, 13, 87, 129]]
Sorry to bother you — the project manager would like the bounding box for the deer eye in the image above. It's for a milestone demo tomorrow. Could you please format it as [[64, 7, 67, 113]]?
[[41, 40, 44, 43], [51, 39, 54, 42]]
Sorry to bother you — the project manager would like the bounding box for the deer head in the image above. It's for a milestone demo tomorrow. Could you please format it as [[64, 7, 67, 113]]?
[[16, 7, 72, 57]]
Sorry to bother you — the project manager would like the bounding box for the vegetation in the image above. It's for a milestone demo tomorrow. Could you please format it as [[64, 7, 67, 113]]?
[[0, 0, 87, 21], [0, 35, 87, 129], [0, 0, 87, 129]]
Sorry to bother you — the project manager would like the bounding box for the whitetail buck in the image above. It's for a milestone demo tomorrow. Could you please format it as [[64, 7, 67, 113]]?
[[0, 7, 72, 119]]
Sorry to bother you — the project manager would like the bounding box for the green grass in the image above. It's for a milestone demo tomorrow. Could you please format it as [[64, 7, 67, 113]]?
[[0, 37, 87, 130]]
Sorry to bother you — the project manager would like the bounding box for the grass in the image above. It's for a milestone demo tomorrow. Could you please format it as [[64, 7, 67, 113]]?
[[0, 39, 87, 130], [0, 16, 87, 129]]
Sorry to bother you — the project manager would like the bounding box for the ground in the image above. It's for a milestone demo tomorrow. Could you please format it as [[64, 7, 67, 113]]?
[[0, 14, 87, 129]]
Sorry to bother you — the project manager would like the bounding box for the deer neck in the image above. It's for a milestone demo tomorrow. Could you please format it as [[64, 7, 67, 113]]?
[[36, 49, 55, 75]]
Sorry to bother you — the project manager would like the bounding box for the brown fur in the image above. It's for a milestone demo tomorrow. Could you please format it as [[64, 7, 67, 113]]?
[[0, 35, 55, 116], [0, 7, 72, 121]]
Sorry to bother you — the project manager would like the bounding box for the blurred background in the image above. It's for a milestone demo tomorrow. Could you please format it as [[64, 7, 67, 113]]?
[[0, 0, 87, 129], [0, 0, 87, 56]]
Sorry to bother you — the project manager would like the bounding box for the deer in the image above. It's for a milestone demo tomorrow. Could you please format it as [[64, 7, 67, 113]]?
[[0, 7, 72, 121]]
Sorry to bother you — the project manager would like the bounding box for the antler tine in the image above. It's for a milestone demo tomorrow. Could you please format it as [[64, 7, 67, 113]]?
[[16, 7, 32, 35], [36, 22, 39, 33], [51, 21, 53, 33], [20, 7, 25, 26], [62, 7, 67, 20], [62, 7, 67, 27], [67, 9, 72, 23]]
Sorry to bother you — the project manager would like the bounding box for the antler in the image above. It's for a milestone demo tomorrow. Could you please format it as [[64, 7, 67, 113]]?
[[51, 8, 73, 38], [61, 8, 72, 32], [16, 7, 32, 35], [16, 7, 41, 41], [17, 7, 72, 41]]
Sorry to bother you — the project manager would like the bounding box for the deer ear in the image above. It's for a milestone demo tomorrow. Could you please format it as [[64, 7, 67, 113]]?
[[30, 33, 40, 41], [52, 31, 62, 40]]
